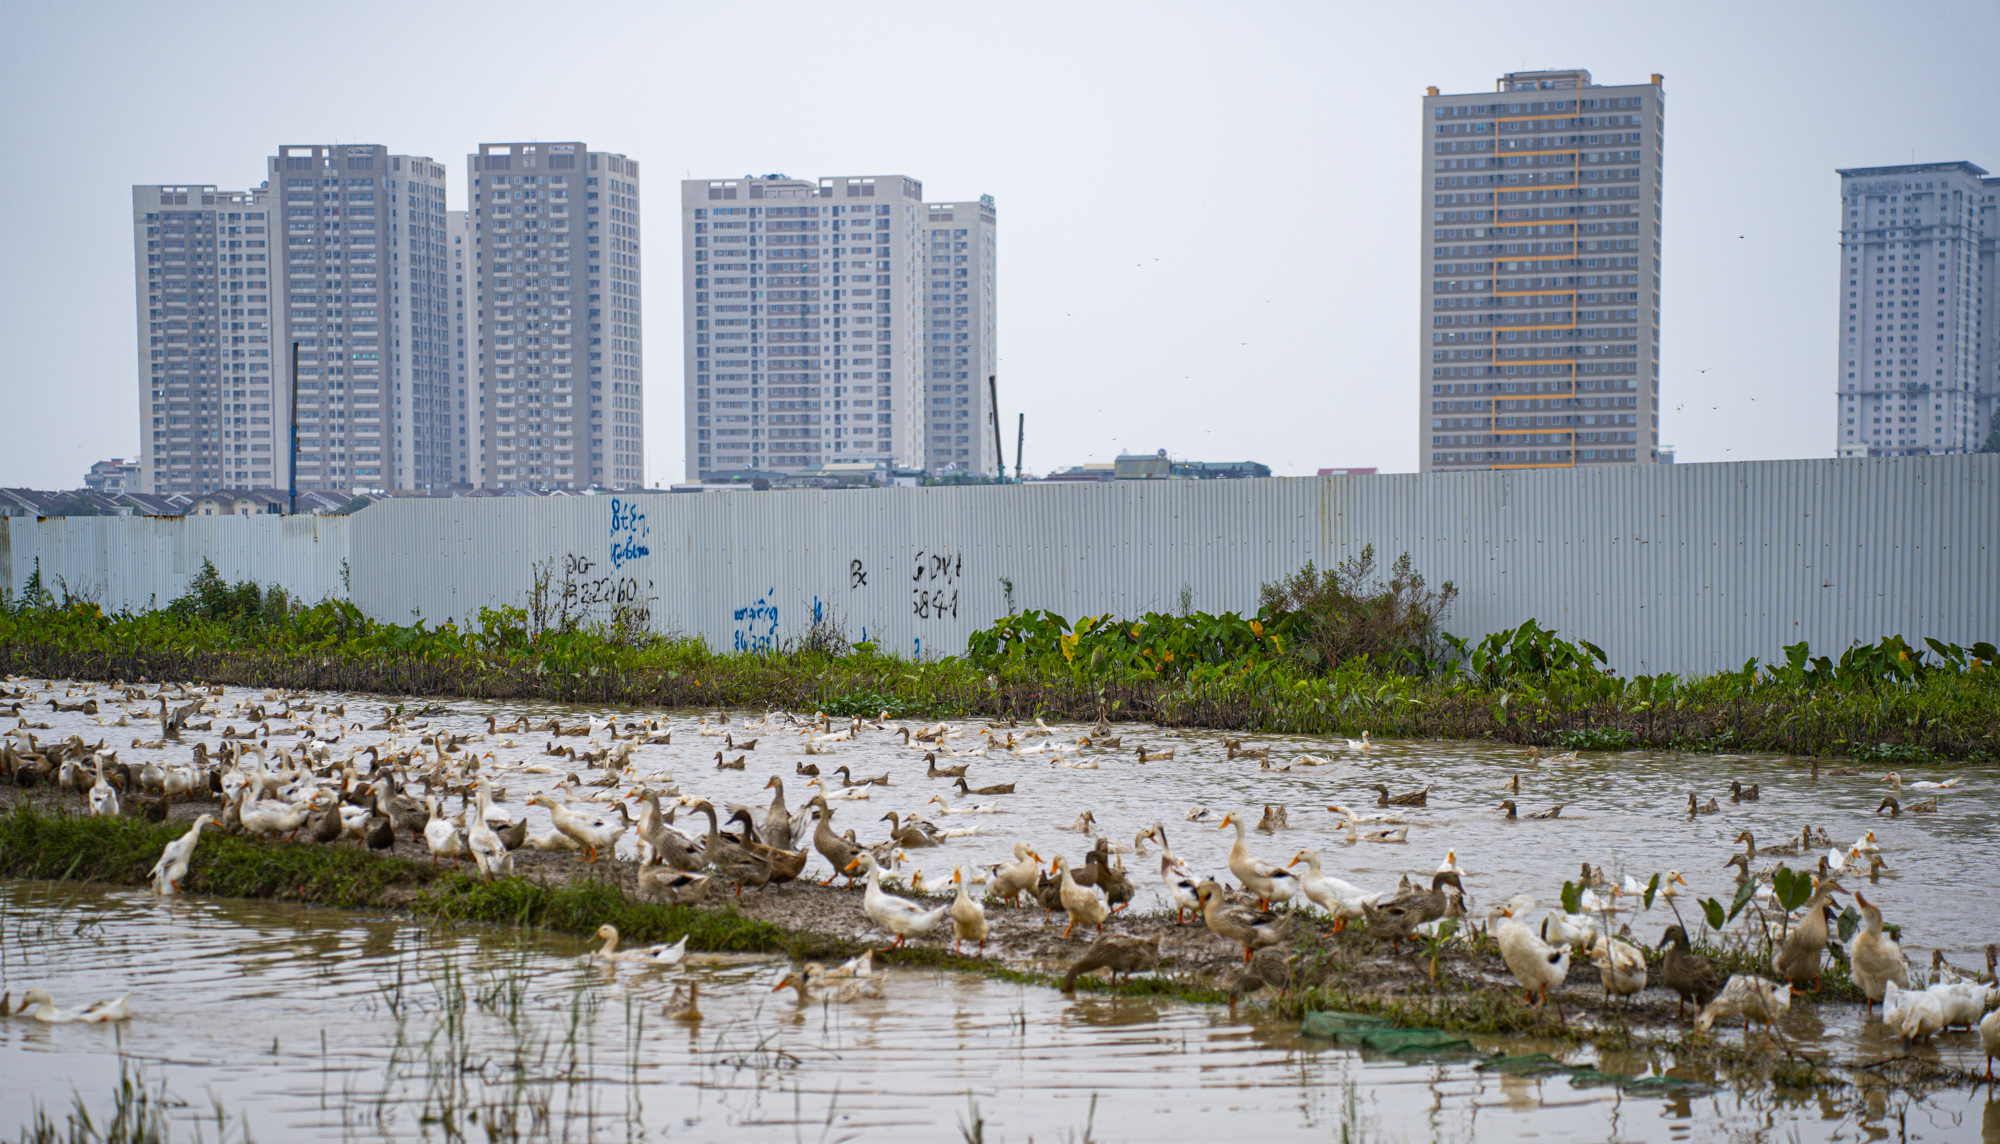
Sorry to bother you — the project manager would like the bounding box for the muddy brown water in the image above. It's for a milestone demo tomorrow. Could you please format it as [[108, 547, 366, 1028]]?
[[4, 681, 1998, 1141]]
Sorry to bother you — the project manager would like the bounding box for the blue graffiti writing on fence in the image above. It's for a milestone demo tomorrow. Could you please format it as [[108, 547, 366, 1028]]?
[[609, 498, 651, 570], [733, 588, 779, 652]]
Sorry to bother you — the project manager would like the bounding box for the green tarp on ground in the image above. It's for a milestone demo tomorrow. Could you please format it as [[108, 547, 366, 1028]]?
[[1301, 1014, 1714, 1095], [1297, 1012, 1474, 1058]]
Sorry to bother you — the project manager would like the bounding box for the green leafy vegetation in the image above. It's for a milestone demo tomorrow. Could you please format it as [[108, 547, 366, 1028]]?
[[1, 555, 1993, 762]]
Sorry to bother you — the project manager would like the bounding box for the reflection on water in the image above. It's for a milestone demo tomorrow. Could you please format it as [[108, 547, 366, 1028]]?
[[0, 881, 1985, 1143]]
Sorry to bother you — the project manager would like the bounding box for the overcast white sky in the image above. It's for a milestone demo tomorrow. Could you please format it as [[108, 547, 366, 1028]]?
[[1, 0, 1994, 488]]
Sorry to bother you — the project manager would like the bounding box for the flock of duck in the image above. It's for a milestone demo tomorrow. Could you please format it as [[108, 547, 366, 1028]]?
[[4, 677, 1997, 1075]]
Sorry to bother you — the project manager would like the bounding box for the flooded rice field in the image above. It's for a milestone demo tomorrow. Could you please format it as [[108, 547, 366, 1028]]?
[[4, 679, 1998, 1141], [6, 881, 1994, 1143]]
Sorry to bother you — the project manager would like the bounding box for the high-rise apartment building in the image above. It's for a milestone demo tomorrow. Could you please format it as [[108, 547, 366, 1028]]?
[[266, 144, 453, 492], [467, 142, 643, 489], [131, 184, 278, 494], [447, 210, 473, 485], [921, 196, 999, 474], [1834, 162, 1998, 457], [681, 173, 998, 480], [1420, 69, 1665, 473]]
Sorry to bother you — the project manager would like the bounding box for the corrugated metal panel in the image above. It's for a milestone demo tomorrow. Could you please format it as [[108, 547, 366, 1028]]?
[[0, 514, 348, 614], [7, 457, 1995, 676]]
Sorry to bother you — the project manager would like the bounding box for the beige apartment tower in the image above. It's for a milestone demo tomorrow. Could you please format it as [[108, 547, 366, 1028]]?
[[267, 144, 453, 492], [1834, 162, 1998, 457], [468, 142, 643, 490], [1420, 69, 1665, 472]]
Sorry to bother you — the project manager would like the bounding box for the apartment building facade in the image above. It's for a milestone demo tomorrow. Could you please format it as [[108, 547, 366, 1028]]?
[[131, 184, 279, 494], [1420, 69, 1665, 473], [681, 173, 998, 480], [921, 196, 999, 474], [447, 210, 473, 484], [1834, 162, 1998, 457], [263, 144, 453, 493], [465, 143, 643, 490]]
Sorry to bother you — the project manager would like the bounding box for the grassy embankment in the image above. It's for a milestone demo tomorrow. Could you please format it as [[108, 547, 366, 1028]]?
[[3, 549, 1996, 763], [0, 802, 1915, 1076]]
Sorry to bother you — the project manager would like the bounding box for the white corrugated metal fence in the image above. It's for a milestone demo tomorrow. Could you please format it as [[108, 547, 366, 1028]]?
[[3, 457, 1992, 676]]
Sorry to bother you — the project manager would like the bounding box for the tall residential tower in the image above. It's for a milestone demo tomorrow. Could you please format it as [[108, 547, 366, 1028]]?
[[131, 184, 277, 494], [1420, 69, 1665, 472], [680, 173, 997, 480], [467, 142, 644, 490], [1834, 162, 1998, 457], [921, 196, 999, 474], [267, 144, 453, 492]]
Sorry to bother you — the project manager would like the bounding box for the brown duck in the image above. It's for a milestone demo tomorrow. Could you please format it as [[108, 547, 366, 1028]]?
[[1079, 839, 1135, 913], [1373, 783, 1430, 808], [690, 801, 772, 895], [1499, 800, 1564, 820], [1657, 924, 1722, 1018], [954, 775, 1015, 797], [880, 810, 943, 849], [726, 808, 808, 883], [924, 752, 969, 779], [1362, 871, 1463, 941], [807, 797, 862, 887], [1059, 932, 1162, 992], [1226, 946, 1296, 1013]]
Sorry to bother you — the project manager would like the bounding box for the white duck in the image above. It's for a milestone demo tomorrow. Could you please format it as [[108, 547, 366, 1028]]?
[[1220, 812, 1300, 908], [1980, 1002, 2000, 1079], [239, 790, 312, 840], [1491, 897, 1571, 1010], [1846, 890, 1910, 1013], [1589, 935, 1648, 1003], [528, 793, 628, 862], [1697, 975, 1792, 1033], [587, 924, 688, 967], [950, 867, 989, 954], [466, 782, 512, 880], [1140, 824, 1202, 923], [1326, 805, 1408, 826], [87, 755, 120, 818], [15, 989, 133, 1024], [927, 796, 1001, 815], [845, 851, 948, 947], [807, 778, 871, 801], [1925, 981, 1996, 1031], [148, 813, 218, 895], [423, 796, 466, 866], [1052, 854, 1110, 940], [1287, 848, 1382, 932], [1883, 982, 1946, 1043], [988, 841, 1045, 906], [1879, 772, 1961, 791], [1541, 911, 1598, 950], [1343, 731, 1373, 753]]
